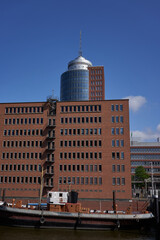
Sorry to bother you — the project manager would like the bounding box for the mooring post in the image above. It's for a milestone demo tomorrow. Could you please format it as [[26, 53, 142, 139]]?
[[113, 191, 116, 212]]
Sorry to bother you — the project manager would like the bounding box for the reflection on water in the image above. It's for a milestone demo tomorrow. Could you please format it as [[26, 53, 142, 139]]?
[[0, 226, 157, 240]]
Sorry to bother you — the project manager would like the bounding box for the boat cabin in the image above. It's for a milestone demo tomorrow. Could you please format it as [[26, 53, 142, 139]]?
[[47, 191, 68, 205]]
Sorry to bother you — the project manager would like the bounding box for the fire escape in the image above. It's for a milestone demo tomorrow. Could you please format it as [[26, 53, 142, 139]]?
[[42, 98, 57, 193]]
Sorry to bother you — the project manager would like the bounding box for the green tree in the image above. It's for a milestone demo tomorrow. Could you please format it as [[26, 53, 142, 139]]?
[[135, 166, 149, 188]]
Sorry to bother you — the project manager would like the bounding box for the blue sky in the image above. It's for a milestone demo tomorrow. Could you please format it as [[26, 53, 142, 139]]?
[[0, 0, 160, 141]]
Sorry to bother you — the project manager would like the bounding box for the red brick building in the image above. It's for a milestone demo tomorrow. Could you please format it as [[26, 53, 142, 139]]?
[[89, 66, 105, 101], [0, 99, 132, 209]]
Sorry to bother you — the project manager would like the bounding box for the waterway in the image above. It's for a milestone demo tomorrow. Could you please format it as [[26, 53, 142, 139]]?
[[0, 226, 158, 240]]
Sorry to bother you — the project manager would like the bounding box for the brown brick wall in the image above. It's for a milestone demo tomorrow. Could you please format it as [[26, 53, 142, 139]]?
[[0, 99, 132, 205]]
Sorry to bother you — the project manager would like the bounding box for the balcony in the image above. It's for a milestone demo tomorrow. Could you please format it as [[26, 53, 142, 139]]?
[[47, 134, 55, 139], [47, 123, 56, 128], [46, 158, 54, 163], [44, 170, 54, 176]]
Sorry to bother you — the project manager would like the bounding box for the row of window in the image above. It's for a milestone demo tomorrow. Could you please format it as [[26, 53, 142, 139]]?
[[59, 176, 102, 185], [60, 140, 102, 148], [59, 188, 103, 193], [47, 153, 54, 161], [5, 106, 43, 114], [131, 148, 160, 153], [111, 104, 123, 112], [91, 92, 103, 97], [90, 69, 102, 75], [90, 75, 103, 80], [60, 128, 102, 136], [131, 154, 160, 160], [90, 80, 103, 85], [112, 152, 124, 160], [60, 116, 102, 124], [59, 164, 102, 172], [45, 165, 54, 174], [91, 86, 103, 91], [111, 116, 124, 123], [131, 168, 160, 173], [4, 117, 44, 125], [1, 164, 41, 172], [112, 164, 125, 172], [0, 176, 41, 184], [59, 152, 102, 160], [111, 127, 124, 135], [2, 152, 42, 160], [90, 97, 102, 101], [112, 177, 125, 185], [131, 161, 160, 166], [112, 139, 124, 147], [61, 105, 101, 113], [4, 129, 43, 137], [3, 140, 42, 148]]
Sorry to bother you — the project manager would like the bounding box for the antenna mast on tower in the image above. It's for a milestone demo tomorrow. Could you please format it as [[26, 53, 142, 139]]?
[[79, 30, 82, 56]]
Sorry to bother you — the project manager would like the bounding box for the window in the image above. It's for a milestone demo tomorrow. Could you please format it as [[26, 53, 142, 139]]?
[[94, 177, 97, 185], [122, 165, 125, 172], [121, 140, 124, 147], [65, 118, 68, 124], [117, 165, 120, 172], [98, 128, 101, 135], [116, 116, 119, 123], [115, 105, 119, 111], [116, 128, 119, 135], [111, 116, 114, 123], [90, 177, 93, 185], [112, 165, 115, 172], [116, 140, 119, 147], [122, 178, 125, 185], [86, 117, 89, 123], [112, 177, 116, 185], [120, 116, 123, 123], [99, 177, 102, 185], [112, 140, 115, 147], [111, 105, 114, 111], [120, 128, 124, 135], [120, 104, 123, 111], [76, 177, 80, 184], [117, 178, 120, 185], [61, 118, 64, 124], [121, 152, 124, 159], [116, 152, 120, 159], [111, 128, 115, 135], [61, 106, 64, 112], [69, 118, 72, 124]]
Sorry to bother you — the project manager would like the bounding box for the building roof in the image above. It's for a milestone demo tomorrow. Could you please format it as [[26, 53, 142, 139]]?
[[68, 55, 92, 70], [130, 141, 160, 147]]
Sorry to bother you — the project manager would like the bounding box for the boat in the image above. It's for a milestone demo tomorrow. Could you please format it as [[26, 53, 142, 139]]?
[[0, 191, 155, 230]]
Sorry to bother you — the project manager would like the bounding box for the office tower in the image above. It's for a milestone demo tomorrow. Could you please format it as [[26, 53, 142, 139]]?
[[89, 66, 105, 100], [60, 54, 92, 101]]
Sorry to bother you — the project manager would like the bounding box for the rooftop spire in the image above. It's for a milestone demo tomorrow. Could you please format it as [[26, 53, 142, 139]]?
[[79, 30, 82, 56]]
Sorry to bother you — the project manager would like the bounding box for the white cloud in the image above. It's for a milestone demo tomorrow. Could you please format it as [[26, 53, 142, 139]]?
[[131, 124, 160, 141], [124, 96, 147, 112], [157, 124, 160, 132]]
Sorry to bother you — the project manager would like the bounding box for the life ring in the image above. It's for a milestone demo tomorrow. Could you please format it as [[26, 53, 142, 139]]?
[[40, 216, 45, 224]]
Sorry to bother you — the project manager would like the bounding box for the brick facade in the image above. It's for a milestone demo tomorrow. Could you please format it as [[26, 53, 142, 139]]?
[[88, 66, 105, 100], [0, 99, 132, 207]]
